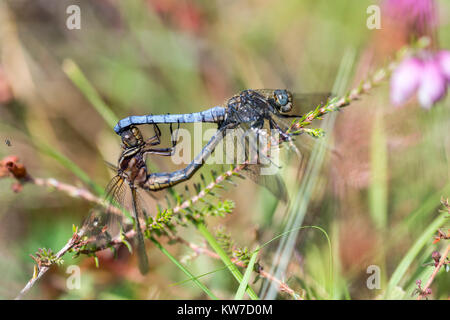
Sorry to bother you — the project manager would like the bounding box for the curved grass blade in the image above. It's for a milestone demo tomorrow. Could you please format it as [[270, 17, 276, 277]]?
[[62, 59, 118, 130], [151, 237, 218, 300]]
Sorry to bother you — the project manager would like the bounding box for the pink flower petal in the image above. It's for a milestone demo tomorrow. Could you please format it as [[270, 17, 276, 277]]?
[[437, 50, 450, 81], [417, 60, 447, 109], [390, 57, 423, 106]]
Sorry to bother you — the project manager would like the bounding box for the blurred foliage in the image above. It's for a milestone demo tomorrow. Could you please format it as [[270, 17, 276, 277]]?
[[0, 0, 449, 300]]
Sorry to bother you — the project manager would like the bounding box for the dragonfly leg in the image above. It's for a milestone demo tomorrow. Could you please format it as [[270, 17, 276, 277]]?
[[269, 118, 292, 142], [145, 148, 175, 156], [247, 120, 282, 169], [145, 123, 163, 146], [169, 121, 181, 150], [269, 117, 302, 157], [144, 123, 235, 191], [144, 121, 180, 157]]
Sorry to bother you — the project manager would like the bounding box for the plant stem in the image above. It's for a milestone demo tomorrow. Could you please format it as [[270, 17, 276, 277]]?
[[417, 243, 450, 300]]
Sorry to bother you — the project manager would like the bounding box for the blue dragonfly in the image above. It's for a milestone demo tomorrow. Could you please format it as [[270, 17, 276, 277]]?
[[114, 89, 326, 139], [113, 89, 330, 201]]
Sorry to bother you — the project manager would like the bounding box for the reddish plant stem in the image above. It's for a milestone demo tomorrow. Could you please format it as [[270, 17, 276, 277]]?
[[417, 243, 450, 300]]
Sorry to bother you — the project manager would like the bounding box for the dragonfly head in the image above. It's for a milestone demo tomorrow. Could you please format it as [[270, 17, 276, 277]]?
[[120, 126, 144, 149], [273, 90, 293, 113]]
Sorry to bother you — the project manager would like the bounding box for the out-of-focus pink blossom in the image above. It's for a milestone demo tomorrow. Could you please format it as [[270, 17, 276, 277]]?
[[438, 51, 450, 81], [390, 50, 450, 108], [418, 60, 447, 109], [390, 58, 423, 106], [383, 0, 437, 36]]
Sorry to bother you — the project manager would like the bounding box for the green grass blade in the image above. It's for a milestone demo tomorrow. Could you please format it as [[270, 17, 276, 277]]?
[[196, 222, 259, 300], [150, 237, 218, 300], [234, 248, 259, 300], [62, 59, 118, 130], [170, 266, 230, 287]]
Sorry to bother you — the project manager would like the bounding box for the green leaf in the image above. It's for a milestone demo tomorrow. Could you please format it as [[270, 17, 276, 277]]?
[[234, 247, 259, 300]]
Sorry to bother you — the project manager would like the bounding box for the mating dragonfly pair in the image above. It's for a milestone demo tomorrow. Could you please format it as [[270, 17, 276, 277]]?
[[80, 89, 329, 274]]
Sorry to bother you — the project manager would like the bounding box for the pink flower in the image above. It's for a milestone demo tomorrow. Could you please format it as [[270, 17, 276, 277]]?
[[437, 51, 450, 81], [390, 58, 423, 106], [418, 60, 447, 109], [390, 50, 450, 109]]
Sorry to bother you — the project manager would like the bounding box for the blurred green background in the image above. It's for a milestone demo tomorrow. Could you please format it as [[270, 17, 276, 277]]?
[[0, 0, 449, 299]]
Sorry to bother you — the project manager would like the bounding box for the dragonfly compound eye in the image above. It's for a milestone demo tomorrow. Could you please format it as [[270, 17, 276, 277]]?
[[274, 90, 292, 113], [121, 126, 144, 148], [121, 130, 138, 148]]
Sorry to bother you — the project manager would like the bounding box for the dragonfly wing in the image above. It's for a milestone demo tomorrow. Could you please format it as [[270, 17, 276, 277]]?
[[106, 175, 127, 207], [80, 175, 150, 274], [130, 187, 150, 274], [244, 164, 289, 202], [80, 206, 124, 249], [250, 90, 330, 117], [289, 92, 331, 116], [223, 123, 289, 202], [80, 176, 126, 250]]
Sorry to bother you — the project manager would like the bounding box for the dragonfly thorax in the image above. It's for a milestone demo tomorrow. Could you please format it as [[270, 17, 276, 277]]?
[[118, 153, 148, 186]]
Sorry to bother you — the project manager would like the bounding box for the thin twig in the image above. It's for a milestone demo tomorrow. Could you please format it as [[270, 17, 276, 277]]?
[[32, 177, 103, 204], [15, 233, 80, 300], [290, 62, 395, 134]]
